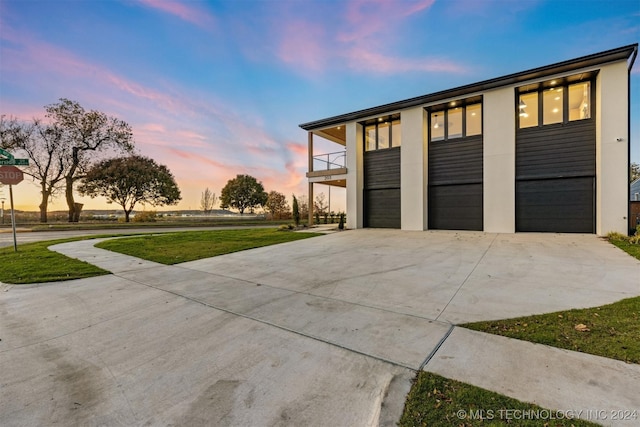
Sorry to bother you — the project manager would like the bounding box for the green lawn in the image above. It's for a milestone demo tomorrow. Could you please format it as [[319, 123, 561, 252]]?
[[95, 228, 322, 264], [609, 238, 640, 260], [462, 296, 640, 364], [399, 371, 597, 427], [0, 237, 109, 284]]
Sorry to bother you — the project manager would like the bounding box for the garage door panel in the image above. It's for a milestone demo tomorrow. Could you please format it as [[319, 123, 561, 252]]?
[[516, 178, 594, 233], [429, 184, 483, 231], [365, 189, 401, 228]]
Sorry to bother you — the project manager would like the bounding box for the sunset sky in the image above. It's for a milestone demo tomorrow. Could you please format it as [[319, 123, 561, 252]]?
[[1, 0, 639, 212]]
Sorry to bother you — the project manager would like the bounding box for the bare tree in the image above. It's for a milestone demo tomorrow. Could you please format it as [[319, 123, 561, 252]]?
[[0, 117, 71, 223], [45, 99, 135, 222], [0, 115, 24, 150], [22, 121, 71, 222], [200, 187, 217, 214], [314, 193, 327, 216], [297, 194, 309, 218]]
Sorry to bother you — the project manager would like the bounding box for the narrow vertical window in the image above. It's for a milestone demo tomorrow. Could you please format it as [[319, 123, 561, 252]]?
[[378, 121, 390, 149], [518, 92, 538, 128], [431, 112, 444, 141], [543, 88, 562, 125], [569, 82, 591, 121], [448, 107, 463, 139], [365, 124, 377, 151], [466, 104, 482, 136], [391, 120, 402, 147]]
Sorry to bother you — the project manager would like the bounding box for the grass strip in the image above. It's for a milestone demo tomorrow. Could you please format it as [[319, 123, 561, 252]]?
[[96, 228, 322, 265], [0, 237, 109, 284], [400, 371, 598, 426], [609, 238, 640, 260], [462, 296, 640, 364]]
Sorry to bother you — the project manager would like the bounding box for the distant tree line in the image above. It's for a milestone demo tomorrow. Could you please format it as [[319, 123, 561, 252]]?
[[1, 99, 181, 222]]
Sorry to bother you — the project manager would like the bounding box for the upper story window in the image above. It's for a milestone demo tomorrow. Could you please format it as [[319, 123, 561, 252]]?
[[517, 75, 593, 129], [364, 114, 401, 151], [429, 98, 482, 142]]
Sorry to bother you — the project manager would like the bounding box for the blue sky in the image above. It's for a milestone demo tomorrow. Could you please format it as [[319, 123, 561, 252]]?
[[1, 0, 638, 211]]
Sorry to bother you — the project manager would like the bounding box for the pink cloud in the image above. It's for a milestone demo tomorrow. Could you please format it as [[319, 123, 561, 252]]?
[[274, 0, 467, 76], [277, 20, 329, 72], [286, 142, 307, 156], [138, 0, 215, 30], [346, 47, 467, 74], [340, 0, 435, 43]]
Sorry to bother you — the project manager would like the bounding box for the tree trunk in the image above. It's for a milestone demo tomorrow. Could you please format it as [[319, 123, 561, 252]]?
[[39, 183, 50, 223], [66, 175, 76, 222], [125, 210, 131, 222], [66, 147, 79, 222]]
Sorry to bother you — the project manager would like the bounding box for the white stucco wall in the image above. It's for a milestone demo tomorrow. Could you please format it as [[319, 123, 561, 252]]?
[[596, 61, 630, 235], [346, 122, 364, 229], [483, 87, 516, 233], [401, 107, 427, 230]]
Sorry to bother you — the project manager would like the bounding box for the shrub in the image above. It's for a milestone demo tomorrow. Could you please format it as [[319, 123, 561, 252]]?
[[607, 231, 628, 241], [133, 211, 157, 223], [338, 212, 345, 230], [278, 224, 295, 231], [292, 195, 300, 226]]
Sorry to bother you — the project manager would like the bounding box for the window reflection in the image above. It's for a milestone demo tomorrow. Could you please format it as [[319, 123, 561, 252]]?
[[519, 92, 538, 128], [448, 108, 463, 139], [431, 112, 444, 141], [366, 125, 376, 151], [466, 104, 482, 136], [543, 88, 562, 125], [378, 122, 390, 149], [569, 82, 590, 121], [391, 121, 402, 147]]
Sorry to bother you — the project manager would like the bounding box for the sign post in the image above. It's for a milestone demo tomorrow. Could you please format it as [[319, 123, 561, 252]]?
[[0, 165, 26, 252]]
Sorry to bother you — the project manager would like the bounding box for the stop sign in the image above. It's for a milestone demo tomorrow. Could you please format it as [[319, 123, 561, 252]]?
[[0, 166, 24, 185]]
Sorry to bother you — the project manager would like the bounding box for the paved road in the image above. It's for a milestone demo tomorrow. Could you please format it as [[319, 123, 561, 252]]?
[[1, 230, 639, 426]]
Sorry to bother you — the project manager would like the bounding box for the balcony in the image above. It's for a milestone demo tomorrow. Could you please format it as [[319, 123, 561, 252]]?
[[307, 150, 347, 184]]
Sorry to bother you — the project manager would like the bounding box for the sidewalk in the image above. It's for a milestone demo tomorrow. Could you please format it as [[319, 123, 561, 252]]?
[[425, 327, 640, 426]]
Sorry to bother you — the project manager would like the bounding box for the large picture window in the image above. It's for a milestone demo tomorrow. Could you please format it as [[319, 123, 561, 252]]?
[[518, 78, 592, 129], [363, 115, 401, 151], [429, 101, 482, 142]]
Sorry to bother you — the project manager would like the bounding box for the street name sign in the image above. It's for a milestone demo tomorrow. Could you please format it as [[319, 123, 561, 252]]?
[[0, 148, 29, 166]]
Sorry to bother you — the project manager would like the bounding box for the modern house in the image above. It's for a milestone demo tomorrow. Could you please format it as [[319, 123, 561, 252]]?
[[301, 44, 638, 235]]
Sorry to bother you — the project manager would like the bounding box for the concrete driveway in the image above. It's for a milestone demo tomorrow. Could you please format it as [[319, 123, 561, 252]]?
[[1, 229, 639, 426]]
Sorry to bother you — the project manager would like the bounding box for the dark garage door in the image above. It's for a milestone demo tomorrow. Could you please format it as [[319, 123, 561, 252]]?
[[516, 177, 594, 232], [364, 148, 400, 228], [364, 188, 400, 228], [428, 135, 483, 230], [429, 184, 483, 230], [516, 120, 595, 233]]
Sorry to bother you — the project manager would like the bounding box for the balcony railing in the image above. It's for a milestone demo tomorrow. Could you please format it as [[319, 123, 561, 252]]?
[[312, 150, 346, 172]]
